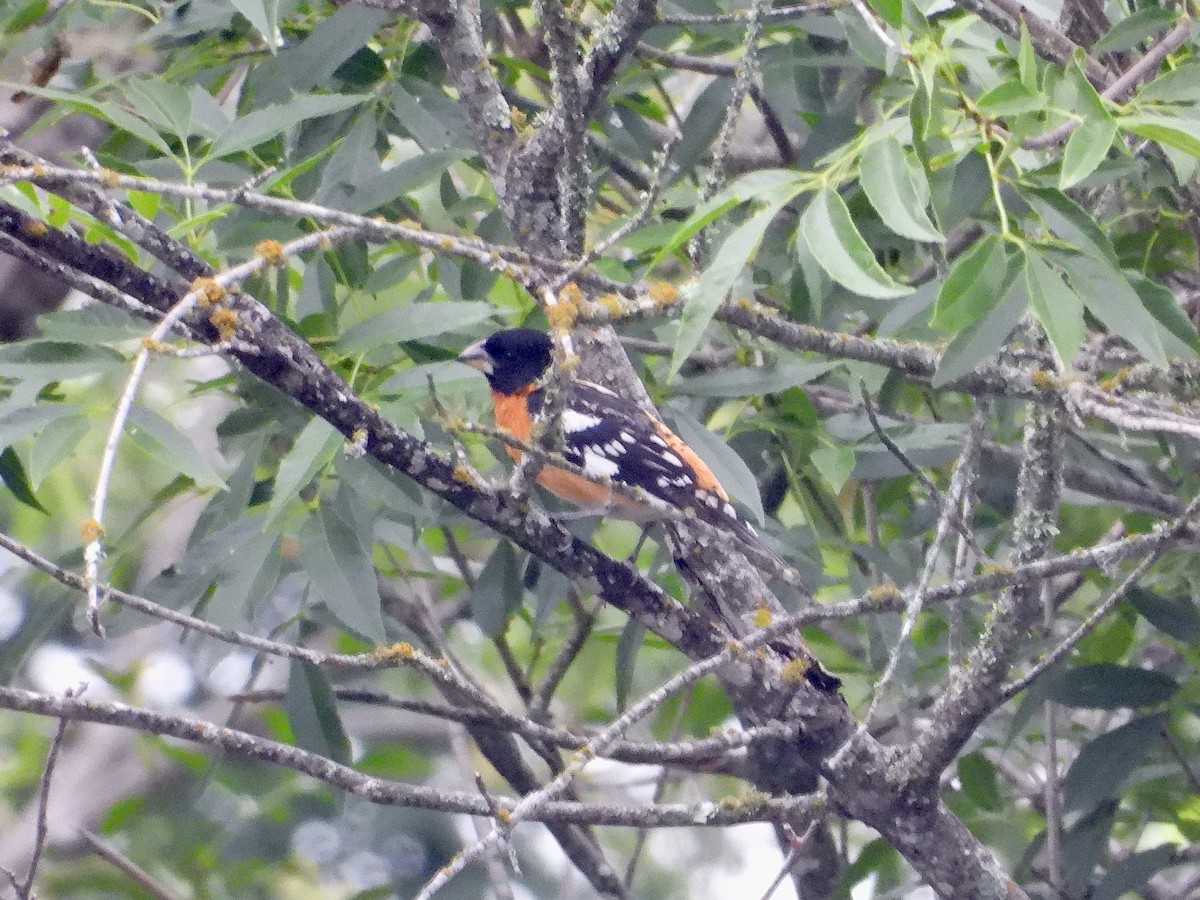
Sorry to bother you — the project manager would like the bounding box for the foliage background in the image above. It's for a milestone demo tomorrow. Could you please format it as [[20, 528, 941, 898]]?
[[1, 0, 1200, 895]]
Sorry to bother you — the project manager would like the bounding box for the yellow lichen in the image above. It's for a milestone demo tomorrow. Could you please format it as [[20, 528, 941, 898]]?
[[79, 518, 105, 542], [546, 297, 579, 330], [98, 168, 121, 188], [191, 277, 226, 306], [376, 641, 416, 660], [781, 658, 809, 682], [980, 561, 1014, 576], [594, 293, 625, 317], [1030, 369, 1058, 390], [648, 281, 679, 305], [866, 581, 901, 602], [255, 239, 287, 266], [752, 605, 772, 629], [209, 307, 240, 341]]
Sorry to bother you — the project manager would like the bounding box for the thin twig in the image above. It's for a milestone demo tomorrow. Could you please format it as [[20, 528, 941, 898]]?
[[78, 830, 181, 900], [1001, 491, 1200, 698], [758, 820, 819, 900], [529, 592, 601, 721], [83, 224, 358, 633], [622, 685, 693, 889], [690, 0, 772, 263], [832, 397, 984, 764], [847, 0, 911, 58], [657, 1, 837, 25], [450, 729, 516, 900], [20, 685, 82, 899], [1023, 16, 1193, 150], [860, 385, 987, 560], [0, 685, 819, 829]]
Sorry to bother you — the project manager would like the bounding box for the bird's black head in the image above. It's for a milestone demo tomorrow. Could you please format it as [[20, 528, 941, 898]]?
[[458, 328, 554, 395]]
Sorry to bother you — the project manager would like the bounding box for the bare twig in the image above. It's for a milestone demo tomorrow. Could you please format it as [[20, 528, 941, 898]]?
[[1001, 490, 1200, 698], [1023, 16, 1193, 150], [19, 685, 82, 899], [0, 685, 819, 829], [860, 385, 987, 560], [83, 225, 359, 633], [78, 830, 181, 900]]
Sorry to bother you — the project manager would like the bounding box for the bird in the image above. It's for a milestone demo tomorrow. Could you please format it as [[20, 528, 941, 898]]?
[[457, 328, 840, 692], [457, 327, 763, 542]]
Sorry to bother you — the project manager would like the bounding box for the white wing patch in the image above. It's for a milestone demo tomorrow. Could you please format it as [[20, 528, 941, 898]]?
[[581, 448, 620, 478], [562, 409, 603, 433]]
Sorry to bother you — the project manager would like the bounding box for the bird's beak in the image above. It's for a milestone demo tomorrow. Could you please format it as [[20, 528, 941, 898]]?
[[457, 339, 494, 375]]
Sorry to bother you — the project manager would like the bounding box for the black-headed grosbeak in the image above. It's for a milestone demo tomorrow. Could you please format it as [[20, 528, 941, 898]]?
[[459, 328, 840, 693], [458, 327, 780, 569]]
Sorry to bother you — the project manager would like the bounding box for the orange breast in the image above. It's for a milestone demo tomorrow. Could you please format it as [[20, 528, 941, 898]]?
[[491, 387, 648, 515]]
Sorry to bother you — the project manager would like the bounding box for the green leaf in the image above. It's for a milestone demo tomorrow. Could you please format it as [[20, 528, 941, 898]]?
[[672, 361, 838, 397], [1055, 252, 1167, 368], [0, 447, 47, 514], [1136, 61, 1200, 103], [666, 407, 765, 525], [800, 189, 913, 299], [1120, 114, 1200, 160], [1126, 587, 1200, 642], [298, 501, 386, 641], [957, 752, 1001, 811], [860, 136, 944, 243], [1063, 801, 1117, 897], [976, 80, 1044, 116], [0, 340, 125, 381], [338, 301, 496, 353], [1018, 20, 1037, 91], [264, 4, 390, 91], [0, 404, 83, 447], [126, 407, 227, 491], [1093, 845, 1178, 900], [120, 77, 194, 141], [1060, 116, 1117, 189], [1025, 188, 1170, 366], [932, 259, 1026, 388], [29, 414, 89, 489], [1064, 713, 1168, 813], [205, 530, 280, 627], [346, 149, 471, 215], [1094, 7, 1176, 52], [811, 444, 855, 493], [3, 85, 174, 155], [266, 417, 342, 527], [867, 0, 901, 27], [471, 541, 523, 636], [227, 0, 280, 45], [286, 660, 351, 765], [1048, 663, 1178, 709], [5, 0, 49, 33], [209, 93, 371, 158], [1068, 55, 1110, 120], [1131, 272, 1200, 355], [669, 196, 792, 379], [615, 618, 645, 712], [1024, 248, 1085, 365], [36, 305, 148, 343], [931, 234, 1009, 331]]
